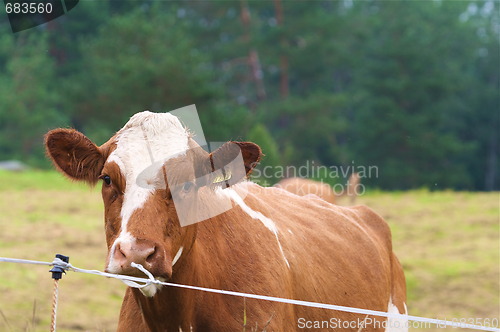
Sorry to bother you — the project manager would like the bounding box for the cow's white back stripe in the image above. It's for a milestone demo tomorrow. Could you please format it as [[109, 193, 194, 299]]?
[[0, 257, 498, 332]]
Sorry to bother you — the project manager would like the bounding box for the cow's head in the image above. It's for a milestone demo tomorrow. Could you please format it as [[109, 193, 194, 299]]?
[[45, 111, 261, 296]]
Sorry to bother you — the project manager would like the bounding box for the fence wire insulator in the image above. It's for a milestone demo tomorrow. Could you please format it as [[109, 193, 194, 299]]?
[[49, 254, 69, 332]]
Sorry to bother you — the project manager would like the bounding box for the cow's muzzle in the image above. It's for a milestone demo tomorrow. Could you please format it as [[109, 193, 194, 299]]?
[[106, 238, 172, 280]]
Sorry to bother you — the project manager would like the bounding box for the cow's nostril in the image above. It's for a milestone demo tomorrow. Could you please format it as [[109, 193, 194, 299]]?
[[116, 243, 126, 259], [111, 240, 162, 273], [146, 246, 157, 263]]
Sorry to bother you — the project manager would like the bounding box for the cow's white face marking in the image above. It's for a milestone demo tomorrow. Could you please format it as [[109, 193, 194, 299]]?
[[222, 186, 290, 268], [105, 112, 190, 270], [385, 298, 408, 332]]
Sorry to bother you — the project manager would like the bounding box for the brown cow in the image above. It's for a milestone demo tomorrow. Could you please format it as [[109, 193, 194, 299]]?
[[275, 173, 361, 205], [275, 178, 337, 204], [45, 111, 407, 331]]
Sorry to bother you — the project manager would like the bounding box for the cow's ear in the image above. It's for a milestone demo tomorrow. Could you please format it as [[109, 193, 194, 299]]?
[[45, 129, 105, 185], [231, 141, 262, 175], [210, 141, 262, 177]]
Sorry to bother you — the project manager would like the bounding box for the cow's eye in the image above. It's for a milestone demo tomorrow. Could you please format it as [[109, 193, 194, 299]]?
[[99, 175, 112, 186], [182, 181, 194, 192]]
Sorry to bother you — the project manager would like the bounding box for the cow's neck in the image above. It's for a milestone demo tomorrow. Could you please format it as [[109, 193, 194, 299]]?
[[131, 208, 240, 331]]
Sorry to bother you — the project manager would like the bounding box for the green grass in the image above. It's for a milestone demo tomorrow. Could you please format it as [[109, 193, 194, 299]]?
[[0, 171, 498, 331], [0, 170, 91, 191], [0, 171, 119, 332]]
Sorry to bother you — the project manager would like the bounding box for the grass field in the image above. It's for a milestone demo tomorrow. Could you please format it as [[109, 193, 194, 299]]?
[[0, 170, 498, 331]]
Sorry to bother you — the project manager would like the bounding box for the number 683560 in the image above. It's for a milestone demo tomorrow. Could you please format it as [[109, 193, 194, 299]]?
[[5, 2, 53, 14]]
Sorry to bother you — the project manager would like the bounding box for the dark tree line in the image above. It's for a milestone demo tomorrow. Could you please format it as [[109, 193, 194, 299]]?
[[0, 0, 497, 190]]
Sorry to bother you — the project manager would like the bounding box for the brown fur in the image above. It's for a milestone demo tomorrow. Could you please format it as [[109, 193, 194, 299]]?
[[45, 126, 406, 332]]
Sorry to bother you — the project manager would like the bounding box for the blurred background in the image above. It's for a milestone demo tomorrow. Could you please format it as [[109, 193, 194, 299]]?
[[0, 1, 498, 331], [0, 0, 498, 190]]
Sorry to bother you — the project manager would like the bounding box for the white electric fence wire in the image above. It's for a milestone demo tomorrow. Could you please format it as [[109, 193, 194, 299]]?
[[0, 256, 498, 332]]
